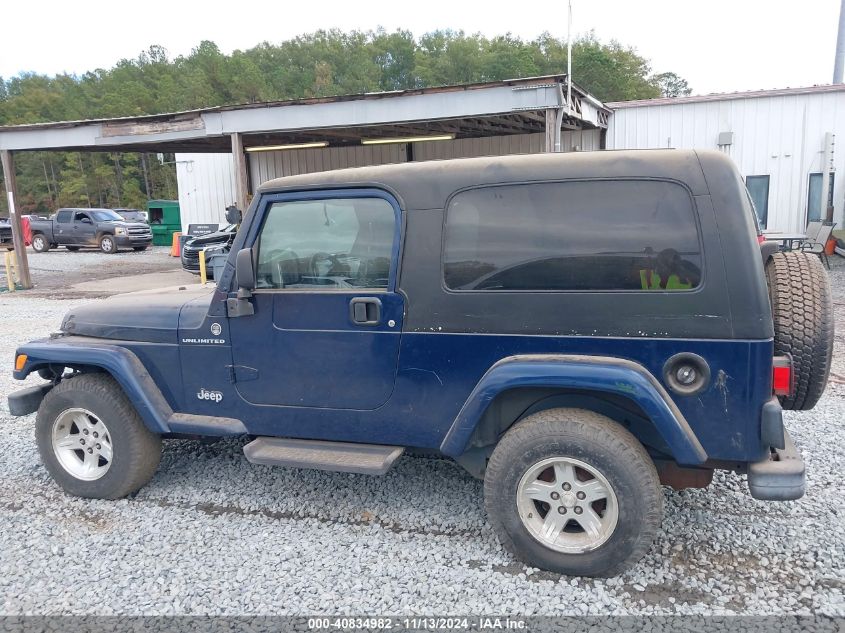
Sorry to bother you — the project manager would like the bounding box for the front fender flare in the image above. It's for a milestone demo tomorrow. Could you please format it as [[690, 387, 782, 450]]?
[[13, 338, 173, 433], [439, 354, 708, 466]]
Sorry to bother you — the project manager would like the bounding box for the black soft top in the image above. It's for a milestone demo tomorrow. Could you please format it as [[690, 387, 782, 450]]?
[[259, 149, 717, 210]]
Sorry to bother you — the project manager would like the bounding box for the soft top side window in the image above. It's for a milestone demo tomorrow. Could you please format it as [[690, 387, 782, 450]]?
[[443, 180, 702, 292]]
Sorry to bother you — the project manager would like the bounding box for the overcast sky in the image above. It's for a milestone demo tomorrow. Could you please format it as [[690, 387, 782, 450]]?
[[1, 0, 840, 96]]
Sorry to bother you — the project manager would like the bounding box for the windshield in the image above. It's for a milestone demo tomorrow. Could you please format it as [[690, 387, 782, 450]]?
[[90, 210, 124, 222]]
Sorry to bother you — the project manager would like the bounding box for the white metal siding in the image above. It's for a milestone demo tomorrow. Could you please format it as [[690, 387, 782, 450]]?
[[175, 153, 237, 232], [607, 92, 845, 232], [176, 132, 601, 227]]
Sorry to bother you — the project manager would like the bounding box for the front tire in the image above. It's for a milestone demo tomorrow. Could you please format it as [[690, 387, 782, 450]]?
[[35, 374, 161, 499], [98, 234, 118, 254], [484, 408, 662, 577], [31, 233, 49, 252]]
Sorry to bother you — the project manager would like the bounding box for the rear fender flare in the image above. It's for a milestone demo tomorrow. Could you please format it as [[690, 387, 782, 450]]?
[[14, 340, 172, 433], [439, 354, 708, 466]]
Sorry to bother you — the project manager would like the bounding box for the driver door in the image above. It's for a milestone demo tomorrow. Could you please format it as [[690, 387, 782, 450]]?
[[228, 190, 404, 410], [72, 211, 95, 245]]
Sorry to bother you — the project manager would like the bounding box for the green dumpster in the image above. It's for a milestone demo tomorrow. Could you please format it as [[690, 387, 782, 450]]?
[[146, 200, 181, 246]]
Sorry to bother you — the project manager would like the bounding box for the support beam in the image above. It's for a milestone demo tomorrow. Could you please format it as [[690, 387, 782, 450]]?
[[0, 150, 32, 290], [544, 109, 557, 152], [230, 133, 249, 211]]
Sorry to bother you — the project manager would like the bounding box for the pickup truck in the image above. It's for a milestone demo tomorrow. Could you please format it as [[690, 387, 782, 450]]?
[[29, 208, 152, 254]]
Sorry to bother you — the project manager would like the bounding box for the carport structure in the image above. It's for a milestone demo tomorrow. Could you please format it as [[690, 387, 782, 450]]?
[[0, 74, 610, 289]]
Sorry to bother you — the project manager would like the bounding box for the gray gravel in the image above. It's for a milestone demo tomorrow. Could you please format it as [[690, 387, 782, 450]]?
[[0, 261, 842, 616]]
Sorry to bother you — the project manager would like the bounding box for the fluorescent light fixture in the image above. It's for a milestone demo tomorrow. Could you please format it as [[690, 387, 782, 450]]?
[[361, 134, 455, 145], [245, 141, 328, 152]]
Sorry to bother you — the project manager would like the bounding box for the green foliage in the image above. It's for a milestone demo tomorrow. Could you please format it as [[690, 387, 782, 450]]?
[[652, 71, 693, 98], [0, 28, 688, 215]]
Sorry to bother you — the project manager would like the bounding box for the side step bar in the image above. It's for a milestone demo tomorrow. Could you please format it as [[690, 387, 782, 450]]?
[[243, 437, 405, 475]]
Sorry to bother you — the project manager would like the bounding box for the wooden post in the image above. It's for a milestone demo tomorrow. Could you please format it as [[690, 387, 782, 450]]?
[[230, 132, 249, 212], [0, 150, 33, 290]]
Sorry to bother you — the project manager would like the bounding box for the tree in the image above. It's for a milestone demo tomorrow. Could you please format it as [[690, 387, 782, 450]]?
[[652, 71, 692, 98], [0, 29, 689, 213]]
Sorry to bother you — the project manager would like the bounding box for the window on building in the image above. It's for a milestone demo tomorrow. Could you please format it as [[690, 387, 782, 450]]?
[[255, 197, 395, 290], [808, 172, 835, 223], [443, 180, 702, 292], [745, 175, 770, 229]]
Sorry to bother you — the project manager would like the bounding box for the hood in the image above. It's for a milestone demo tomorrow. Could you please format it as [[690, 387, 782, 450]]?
[[105, 221, 149, 230], [186, 228, 236, 247], [60, 285, 214, 344]]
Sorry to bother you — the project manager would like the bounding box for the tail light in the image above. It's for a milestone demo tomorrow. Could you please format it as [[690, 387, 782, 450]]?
[[772, 356, 793, 396]]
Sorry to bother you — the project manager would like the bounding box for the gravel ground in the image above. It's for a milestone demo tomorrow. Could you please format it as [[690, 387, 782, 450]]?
[[12, 246, 182, 298], [0, 259, 842, 616]]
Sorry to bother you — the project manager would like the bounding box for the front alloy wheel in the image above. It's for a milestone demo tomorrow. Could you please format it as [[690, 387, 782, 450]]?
[[51, 408, 113, 481], [99, 235, 117, 254]]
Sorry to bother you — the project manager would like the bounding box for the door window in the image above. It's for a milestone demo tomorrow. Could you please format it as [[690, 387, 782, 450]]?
[[255, 197, 396, 290], [73, 211, 90, 222], [56, 210, 72, 223], [745, 175, 770, 229]]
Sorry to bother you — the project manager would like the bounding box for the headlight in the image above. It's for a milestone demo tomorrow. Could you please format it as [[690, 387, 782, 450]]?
[[114, 227, 127, 236]]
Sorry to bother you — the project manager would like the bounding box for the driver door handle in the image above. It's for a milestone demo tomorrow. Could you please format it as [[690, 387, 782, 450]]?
[[349, 297, 381, 326]]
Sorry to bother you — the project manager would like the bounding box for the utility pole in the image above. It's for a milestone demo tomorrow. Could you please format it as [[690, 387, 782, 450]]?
[[0, 150, 33, 290], [835, 0, 845, 83]]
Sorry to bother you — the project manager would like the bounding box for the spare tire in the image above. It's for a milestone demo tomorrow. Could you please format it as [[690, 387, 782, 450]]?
[[765, 251, 834, 410]]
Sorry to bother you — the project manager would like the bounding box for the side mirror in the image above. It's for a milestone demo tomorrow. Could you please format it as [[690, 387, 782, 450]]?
[[80, 217, 92, 224], [235, 248, 255, 292], [225, 205, 242, 226], [228, 248, 256, 318]]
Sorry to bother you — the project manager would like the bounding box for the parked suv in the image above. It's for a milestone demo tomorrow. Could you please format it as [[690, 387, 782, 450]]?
[[181, 225, 237, 276], [8, 150, 833, 576], [29, 208, 152, 253]]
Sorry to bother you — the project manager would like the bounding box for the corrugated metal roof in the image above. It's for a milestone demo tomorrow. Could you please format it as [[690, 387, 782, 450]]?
[[0, 74, 608, 133], [607, 84, 845, 109]]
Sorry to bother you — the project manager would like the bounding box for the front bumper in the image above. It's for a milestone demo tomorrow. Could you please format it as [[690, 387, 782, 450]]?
[[747, 429, 805, 501], [8, 383, 53, 416], [115, 235, 152, 247]]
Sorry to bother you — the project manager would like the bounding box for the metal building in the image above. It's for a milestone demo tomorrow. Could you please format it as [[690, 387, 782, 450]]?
[[607, 85, 845, 233]]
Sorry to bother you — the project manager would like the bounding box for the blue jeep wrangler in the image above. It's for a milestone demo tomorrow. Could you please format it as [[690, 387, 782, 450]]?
[[8, 150, 833, 577]]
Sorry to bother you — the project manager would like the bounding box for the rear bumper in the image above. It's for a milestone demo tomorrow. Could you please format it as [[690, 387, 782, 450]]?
[[747, 429, 805, 501]]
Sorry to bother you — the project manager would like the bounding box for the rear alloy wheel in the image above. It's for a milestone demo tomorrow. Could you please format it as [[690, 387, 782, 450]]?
[[99, 234, 117, 254], [766, 251, 834, 410], [31, 234, 49, 252], [485, 408, 662, 577]]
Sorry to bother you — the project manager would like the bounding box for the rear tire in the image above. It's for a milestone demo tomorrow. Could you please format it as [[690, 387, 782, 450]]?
[[766, 251, 834, 410], [35, 374, 161, 499], [98, 234, 118, 254], [31, 234, 49, 252], [484, 408, 662, 577]]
